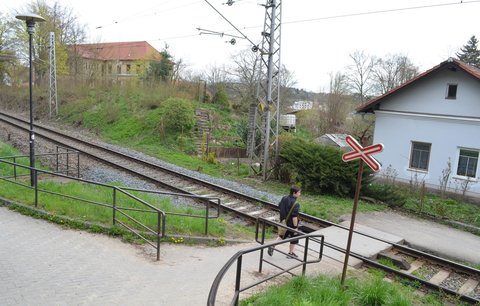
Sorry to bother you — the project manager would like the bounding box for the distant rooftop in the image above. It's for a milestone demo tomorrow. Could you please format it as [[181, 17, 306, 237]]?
[[71, 41, 162, 61]]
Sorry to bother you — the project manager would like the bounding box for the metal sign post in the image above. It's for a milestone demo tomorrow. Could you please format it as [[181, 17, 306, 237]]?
[[340, 135, 383, 286]]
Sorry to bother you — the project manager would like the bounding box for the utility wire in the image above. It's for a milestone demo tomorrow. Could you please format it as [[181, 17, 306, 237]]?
[[232, 0, 480, 30], [90, 0, 478, 47], [282, 0, 480, 26], [203, 0, 258, 48]]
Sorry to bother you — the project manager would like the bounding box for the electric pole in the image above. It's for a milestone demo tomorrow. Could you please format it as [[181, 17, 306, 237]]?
[[49, 32, 58, 118], [247, 0, 282, 180]]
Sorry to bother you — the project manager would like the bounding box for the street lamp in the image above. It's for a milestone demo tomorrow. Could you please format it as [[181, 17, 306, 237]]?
[[16, 13, 45, 187]]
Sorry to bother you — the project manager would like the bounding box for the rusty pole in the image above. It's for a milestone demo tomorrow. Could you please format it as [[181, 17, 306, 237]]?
[[340, 138, 367, 286]]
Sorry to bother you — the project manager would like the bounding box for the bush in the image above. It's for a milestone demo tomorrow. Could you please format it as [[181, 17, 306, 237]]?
[[277, 136, 373, 196], [212, 86, 230, 111], [158, 98, 196, 134], [363, 183, 408, 207]]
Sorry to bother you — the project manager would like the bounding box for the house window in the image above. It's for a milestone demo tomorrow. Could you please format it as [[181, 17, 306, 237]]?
[[446, 84, 457, 99], [409, 142, 431, 171], [457, 149, 479, 177], [126, 64, 131, 73]]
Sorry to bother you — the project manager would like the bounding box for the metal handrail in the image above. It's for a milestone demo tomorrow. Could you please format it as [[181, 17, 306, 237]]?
[[207, 232, 324, 306], [0, 146, 80, 179], [254, 217, 325, 270], [0, 158, 167, 260], [120, 186, 221, 235]]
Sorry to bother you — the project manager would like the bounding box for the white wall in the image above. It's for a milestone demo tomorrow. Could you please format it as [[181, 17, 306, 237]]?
[[379, 69, 480, 118], [373, 111, 480, 196]]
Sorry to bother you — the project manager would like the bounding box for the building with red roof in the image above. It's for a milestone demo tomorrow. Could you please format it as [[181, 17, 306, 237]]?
[[68, 41, 162, 79]]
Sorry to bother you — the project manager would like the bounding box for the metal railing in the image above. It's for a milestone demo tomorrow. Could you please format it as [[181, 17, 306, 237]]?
[[120, 187, 220, 236], [0, 145, 80, 179], [207, 218, 324, 306], [55, 146, 80, 177], [0, 156, 220, 260]]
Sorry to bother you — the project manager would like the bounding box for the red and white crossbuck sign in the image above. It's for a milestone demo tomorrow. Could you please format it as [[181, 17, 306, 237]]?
[[342, 135, 384, 172]]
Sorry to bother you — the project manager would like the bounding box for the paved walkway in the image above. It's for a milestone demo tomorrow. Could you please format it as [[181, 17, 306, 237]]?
[[3, 205, 479, 305], [0, 206, 342, 306]]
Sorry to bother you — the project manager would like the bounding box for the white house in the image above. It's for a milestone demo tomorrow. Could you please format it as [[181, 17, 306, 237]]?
[[357, 58, 480, 199], [291, 100, 313, 111]]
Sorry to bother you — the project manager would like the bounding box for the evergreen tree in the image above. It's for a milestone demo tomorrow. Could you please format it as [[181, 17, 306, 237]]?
[[456, 35, 480, 68], [147, 45, 174, 82]]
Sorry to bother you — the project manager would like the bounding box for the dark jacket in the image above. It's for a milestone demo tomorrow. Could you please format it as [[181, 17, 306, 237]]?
[[278, 195, 300, 227]]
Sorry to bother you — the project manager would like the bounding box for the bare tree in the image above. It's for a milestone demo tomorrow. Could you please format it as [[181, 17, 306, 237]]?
[[279, 64, 297, 112], [227, 49, 260, 111], [203, 63, 229, 93], [11, 1, 86, 83], [171, 57, 186, 83], [325, 72, 350, 131], [371, 54, 419, 95], [0, 13, 18, 84], [345, 50, 375, 103]]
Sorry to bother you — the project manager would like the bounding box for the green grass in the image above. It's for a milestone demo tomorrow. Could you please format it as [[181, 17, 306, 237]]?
[[0, 177, 236, 237], [0, 143, 253, 240], [404, 193, 480, 228], [55, 84, 480, 230], [59, 85, 253, 179], [378, 258, 400, 271], [241, 273, 453, 306], [253, 180, 387, 223]]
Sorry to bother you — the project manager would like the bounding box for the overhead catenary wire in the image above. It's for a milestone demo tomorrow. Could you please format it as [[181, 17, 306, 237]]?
[[202, 0, 258, 49], [88, 0, 479, 48], [282, 0, 480, 26], [159, 0, 480, 46]]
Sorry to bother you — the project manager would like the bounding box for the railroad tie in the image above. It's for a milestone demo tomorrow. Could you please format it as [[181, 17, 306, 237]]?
[[199, 194, 217, 198], [249, 209, 269, 216], [428, 269, 450, 285], [235, 206, 249, 211], [406, 259, 424, 274], [222, 201, 239, 206], [458, 279, 479, 295], [182, 186, 198, 190]]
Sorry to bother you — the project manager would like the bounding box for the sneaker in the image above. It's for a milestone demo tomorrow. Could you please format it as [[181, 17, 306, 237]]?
[[287, 252, 298, 259], [267, 246, 274, 256]]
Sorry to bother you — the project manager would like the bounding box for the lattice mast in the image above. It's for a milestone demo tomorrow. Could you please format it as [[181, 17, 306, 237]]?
[[247, 0, 282, 180], [48, 32, 58, 118]]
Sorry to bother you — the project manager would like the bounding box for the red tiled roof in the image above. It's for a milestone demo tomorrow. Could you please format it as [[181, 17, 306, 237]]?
[[356, 59, 480, 113], [71, 41, 162, 61]]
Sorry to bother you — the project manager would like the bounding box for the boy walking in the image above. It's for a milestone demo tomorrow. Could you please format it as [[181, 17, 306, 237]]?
[[268, 185, 301, 258]]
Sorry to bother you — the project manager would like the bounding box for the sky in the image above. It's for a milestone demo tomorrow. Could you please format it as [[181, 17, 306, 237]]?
[[2, 0, 480, 92]]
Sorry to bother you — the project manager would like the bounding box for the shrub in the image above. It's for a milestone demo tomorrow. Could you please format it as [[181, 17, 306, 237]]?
[[158, 98, 196, 134], [212, 86, 230, 111], [277, 136, 373, 196], [363, 183, 408, 207]]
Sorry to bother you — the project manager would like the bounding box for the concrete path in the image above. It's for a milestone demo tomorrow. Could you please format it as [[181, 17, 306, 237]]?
[[0, 206, 343, 306], [309, 222, 405, 267], [340, 211, 480, 265]]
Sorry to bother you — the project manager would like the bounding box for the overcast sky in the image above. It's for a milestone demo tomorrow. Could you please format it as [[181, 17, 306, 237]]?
[[3, 0, 480, 92]]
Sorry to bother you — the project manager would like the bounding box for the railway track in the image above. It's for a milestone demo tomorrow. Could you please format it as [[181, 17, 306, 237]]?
[[0, 111, 479, 303], [0, 111, 323, 228], [354, 241, 480, 303]]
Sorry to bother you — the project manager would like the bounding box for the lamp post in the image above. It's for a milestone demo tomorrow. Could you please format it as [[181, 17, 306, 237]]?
[[16, 13, 45, 187]]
